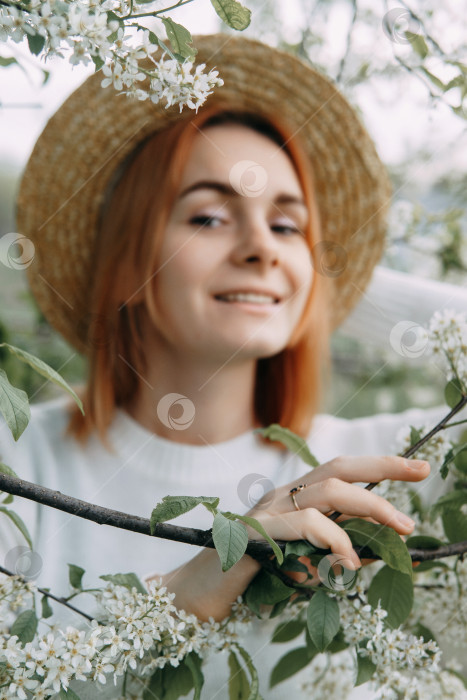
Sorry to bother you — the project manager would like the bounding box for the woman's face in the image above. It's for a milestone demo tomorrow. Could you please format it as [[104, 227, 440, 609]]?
[[149, 123, 314, 363]]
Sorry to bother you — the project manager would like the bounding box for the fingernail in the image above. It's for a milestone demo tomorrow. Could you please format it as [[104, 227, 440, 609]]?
[[397, 512, 415, 528], [408, 459, 428, 469]]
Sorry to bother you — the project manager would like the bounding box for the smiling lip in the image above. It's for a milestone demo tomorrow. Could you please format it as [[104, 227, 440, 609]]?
[[214, 289, 281, 303]]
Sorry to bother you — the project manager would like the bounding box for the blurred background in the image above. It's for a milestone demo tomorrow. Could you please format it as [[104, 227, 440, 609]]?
[[0, 0, 466, 418]]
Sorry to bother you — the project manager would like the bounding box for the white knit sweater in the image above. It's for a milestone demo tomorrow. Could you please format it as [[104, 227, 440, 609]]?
[[0, 397, 461, 699]]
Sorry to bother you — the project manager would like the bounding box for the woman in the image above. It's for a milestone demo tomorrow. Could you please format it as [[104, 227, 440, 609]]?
[[0, 33, 458, 698]]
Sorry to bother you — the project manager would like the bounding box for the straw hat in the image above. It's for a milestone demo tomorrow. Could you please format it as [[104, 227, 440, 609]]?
[[16, 32, 392, 355]]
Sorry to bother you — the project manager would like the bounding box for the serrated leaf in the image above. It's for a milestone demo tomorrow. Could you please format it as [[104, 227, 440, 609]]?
[[99, 572, 147, 595], [212, 512, 248, 571], [27, 31, 45, 55], [0, 369, 30, 441], [160, 17, 196, 60], [355, 653, 376, 686], [269, 646, 314, 688], [445, 378, 465, 408], [0, 343, 84, 415], [271, 619, 306, 643], [223, 511, 283, 565], [256, 424, 319, 467], [41, 593, 53, 619], [150, 495, 219, 531], [68, 563, 85, 590], [210, 0, 251, 30], [0, 507, 32, 549], [245, 569, 295, 612], [10, 609, 37, 644], [229, 650, 250, 699], [306, 590, 340, 652], [341, 519, 412, 577], [367, 565, 413, 628]]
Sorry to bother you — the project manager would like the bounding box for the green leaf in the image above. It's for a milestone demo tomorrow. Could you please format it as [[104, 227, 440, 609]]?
[[367, 565, 413, 628], [355, 653, 376, 686], [68, 563, 85, 590], [0, 507, 32, 549], [269, 647, 315, 688], [271, 619, 306, 643], [91, 54, 105, 71], [184, 653, 204, 700], [414, 559, 449, 572], [59, 687, 81, 699], [442, 509, 467, 543], [0, 343, 84, 415], [440, 443, 467, 479], [409, 426, 422, 446], [413, 622, 437, 644], [284, 540, 319, 558], [229, 650, 250, 699], [10, 609, 37, 644], [245, 569, 295, 616], [306, 589, 340, 652], [420, 66, 446, 91], [268, 597, 290, 619], [143, 659, 194, 700], [234, 645, 259, 699], [210, 0, 251, 30], [150, 495, 219, 531], [41, 593, 53, 619], [223, 511, 283, 565], [325, 628, 348, 653], [212, 512, 248, 571], [160, 17, 197, 60], [0, 57, 18, 67], [407, 33, 428, 59], [27, 31, 46, 56], [256, 424, 319, 467], [405, 535, 445, 548], [341, 519, 413, 577], [99, 572, 147, 595], [0, 462, 18, 503], [445, 378, 465, 408], [0, 368, 30, 441]]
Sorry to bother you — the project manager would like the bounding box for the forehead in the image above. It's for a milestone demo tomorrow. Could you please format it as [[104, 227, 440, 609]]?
[[178, 123, 303, 195]]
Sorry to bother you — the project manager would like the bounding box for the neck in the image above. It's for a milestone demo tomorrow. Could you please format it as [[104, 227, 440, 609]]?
[[124, 349, 259, 446]]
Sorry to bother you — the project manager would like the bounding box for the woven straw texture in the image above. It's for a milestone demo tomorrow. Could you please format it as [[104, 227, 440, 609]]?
[[16, 33, 392, 355]]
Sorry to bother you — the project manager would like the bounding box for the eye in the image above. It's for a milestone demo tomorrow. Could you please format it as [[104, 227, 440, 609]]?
[[272, 223, 303, 235], [189, 215, 223, 228]]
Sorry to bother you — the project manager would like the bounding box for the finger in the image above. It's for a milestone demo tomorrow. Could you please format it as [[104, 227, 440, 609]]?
[[245, 508, 362, 570], [293, 455, 430, 490], [284, 478, 416, 535]]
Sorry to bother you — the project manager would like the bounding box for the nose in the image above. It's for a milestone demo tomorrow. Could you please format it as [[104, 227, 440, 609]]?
[[232, 214, 280, 268]]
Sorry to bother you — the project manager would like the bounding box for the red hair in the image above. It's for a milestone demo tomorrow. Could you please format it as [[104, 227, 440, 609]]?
[[66, 104, 331, 451]]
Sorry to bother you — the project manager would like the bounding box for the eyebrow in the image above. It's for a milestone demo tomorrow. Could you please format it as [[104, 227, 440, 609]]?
[[178, 180, 308, 210]]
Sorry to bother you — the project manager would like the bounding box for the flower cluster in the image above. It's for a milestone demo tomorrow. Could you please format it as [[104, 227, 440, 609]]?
[[0, 573, 254, 698], [427, 309, 467, 390], [0, 0, 224, 110], [395, 423, 454, 472]]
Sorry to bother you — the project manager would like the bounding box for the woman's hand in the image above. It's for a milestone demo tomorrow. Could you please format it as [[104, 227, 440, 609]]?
[[243, 455, 430, 583]]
